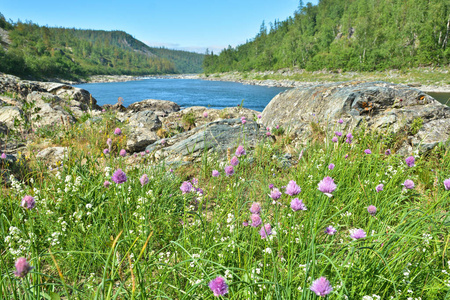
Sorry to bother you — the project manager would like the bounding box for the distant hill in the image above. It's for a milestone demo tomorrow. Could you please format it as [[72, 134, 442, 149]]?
[[0, 13, 204, 80], [204, 0, 450, 73]]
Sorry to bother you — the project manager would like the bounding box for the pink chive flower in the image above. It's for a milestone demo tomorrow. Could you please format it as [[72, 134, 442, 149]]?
[[104, 180, 111, 188], [259, 223, 272, 239], [318, 176, 337, 196], [257, 114, 262, 119], [367, 205, 377, 216], [160, 139, 166, 145], [345, 133, 353, 144], [350, 228, 366, 240], [405, 156, 415, 167], [119, 149, 127, 157], [285, 180, 301, 196], [444, 179, 450, 190], [385, 149, 391, 155], [235, 145, 246, 157], [269, 184, 274, 189], [290, 198, 307, 211], [310, 277, 333, 296], [21, 195, 36, 210], [338, 119, 344, 124], [180, 181, 193, 194], [146, 149, 150, 153], [212, 170, 220, 177], [1, 153, 6, 159], [14, 257, 33, 278], [103, 149, 109, 155], [328, 163, 335, 170], [269, 188, 282, 200], [140, 174, 149, 186], [242, 119, 247, 124], [331, 137, 338, 143], [403, 179, 415, 189], [250, 202, 261, 214], [203, 111, 208, 118], [242, 221, 249, 227], [251, 214, 262, 227], [376, 184, 384, 192], [106, 138, 112, 147], [335, 131, 342, 137], [344, 154, 348, 159], [114, 128, 122, 135], [191, 178, 199, 186], [140, 152, 145, 156], [325, 226, 337, 235], [224, 165, 234, 176], [230, 156, 239, 166], [209, 276, 228, 297], [364, 149, 372, 154], [111, 169, 127, 184]]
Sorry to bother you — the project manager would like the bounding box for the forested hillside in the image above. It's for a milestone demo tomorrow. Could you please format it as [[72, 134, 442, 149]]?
[[204, 0, 450, 73], [0, 14, 204, 80]]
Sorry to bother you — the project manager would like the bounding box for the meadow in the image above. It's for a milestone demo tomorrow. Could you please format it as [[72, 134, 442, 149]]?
[[1, 111, 450, 299]]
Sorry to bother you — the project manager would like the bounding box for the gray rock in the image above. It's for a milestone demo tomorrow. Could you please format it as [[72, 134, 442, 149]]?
[[36, 147, 68, 167], [262, 81, 450, 152], [0, 106, 23, 128], [146, 118, 264, 163], [125, 110, 162, 152], [127, 99, 180, 116]]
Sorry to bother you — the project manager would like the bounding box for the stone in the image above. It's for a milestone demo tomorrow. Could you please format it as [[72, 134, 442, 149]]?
[[36, 147, 68, 167], [127, 99, 180, 116], [261, 81, 450, 152], [146, 118, 264, 163], [0, 106, 23, 128], [125, 110, 162, 152]]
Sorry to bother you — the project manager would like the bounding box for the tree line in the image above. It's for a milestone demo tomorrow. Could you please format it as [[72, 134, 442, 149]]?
[[203, 0, 450, 73]]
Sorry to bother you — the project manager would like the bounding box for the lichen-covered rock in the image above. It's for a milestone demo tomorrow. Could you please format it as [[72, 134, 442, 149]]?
[[262, 81, 450, 152], [127, 99, 180, 116], [36, 147, 68, 167], [125, 110, 162, 152], [146, 118, 264, 163]]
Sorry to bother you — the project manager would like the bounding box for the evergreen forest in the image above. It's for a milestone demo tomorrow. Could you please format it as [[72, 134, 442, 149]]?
[[0, 14, 204, 80], [203, 0, 450, 73]]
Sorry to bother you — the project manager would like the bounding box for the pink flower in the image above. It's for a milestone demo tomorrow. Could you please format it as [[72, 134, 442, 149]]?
[[111, 169, 127, 184], [367, 205, 377, 216], [1, 153, 6, 159], [285, 180, 301, 196], [209, 276, 228, 297], [376, 184, 384, 192], [180, 181, 193, 194], [268, 188, 282, 200], [114, 128, 122, 135], [251, 214, 262, 227], [212, 170, 220, 177], [250, 202, 261, 214], [331, 137, 338, 143], [259, 223, 272, 239], [290, 198, 307, 211], [257, 114, 262, 119], [21, 195, 36, 210], [119, 149, 127, 157], [364, 149, 372, 154], [203, 111, 208, 118], [405, 156, 415, 167], [140, 174, 149, 186], [310, 277, 333, 296], [230, 156, 239, 166], [224, 165, 234, 176], [325, 226, 337, 235], [444, 178, 450, 190], [328, 163, 335, 170], [318, 176, 337, 196], [235, 145, 246, 157], [14, 257, 33, 278], [350, 228, 366, 240], [104, 180, 111, 188]]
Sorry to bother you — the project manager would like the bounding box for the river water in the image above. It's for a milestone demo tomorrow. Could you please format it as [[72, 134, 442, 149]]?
[[75, 79, 450, 111]]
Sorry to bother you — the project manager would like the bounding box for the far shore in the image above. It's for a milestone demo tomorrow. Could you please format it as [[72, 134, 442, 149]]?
[[79, 68, 450, 94]]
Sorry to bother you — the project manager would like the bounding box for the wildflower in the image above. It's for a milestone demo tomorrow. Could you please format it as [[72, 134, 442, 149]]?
[[14, 257, 33, 278], [266, 132, 271, 136], [318, 176, 337, 196], [444, 178, 450, 190], [335, 131, 342, 137], [405, 156, 415, 167], [203, 111, 208, 118], [251, 214, 262, 227], [269, 188, 282, 200], [191, 178, 199, 186], [242, 119, 247, 124], [257, 114, 262, 119], [114, 128, 122, 135], [331, 137, 338, 143], [310, 277, 333, 297], [385, 149, 391, 155], [140, 152, 145, 156], [367, 205, 377, 216], [146, 149, 150, 153], [376, 184, 384, 192], [285, 180, 301, 196], [235, 145, 246, 157], [345, 133, 353, 143], [338, 119, 344, 124], [259, 223, 272, 239], [298, 149, 304, 160], [250, 202, 261, 214], [1, 153, 6, 159], [111, 169, 127, 184], [290, 198, 307, 211], [325, 226, 337, 235], [103, 148, 109, 155], [196, 188, 204, 195], [328, 163, 335, 170], [224, 165, 234, 176], [364, 149, 372, 154], [230, 156, 239, 166], [180, 181, 193, 194], [21, 195, 36, 210], [209, 276, 228, 297], [403, 179, 415, 190], [242, 221, 249, 226], [119, 149, 127, 157], [212, 170, 220, 177], [140, 174, 149, 186], [160, 139, 166, 145], [106, 138, 112, 147], [269, 184, 274, 189], [104, 180, 111, 188], [344, 154, 348, 159], [350, 228, 366, 240]]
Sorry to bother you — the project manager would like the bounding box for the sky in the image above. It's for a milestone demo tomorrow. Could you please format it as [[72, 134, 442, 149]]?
[[1, 0, 318, 54]]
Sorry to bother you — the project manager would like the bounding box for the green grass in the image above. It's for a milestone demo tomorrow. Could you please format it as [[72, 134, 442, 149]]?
[[1, 115, 450, 299]]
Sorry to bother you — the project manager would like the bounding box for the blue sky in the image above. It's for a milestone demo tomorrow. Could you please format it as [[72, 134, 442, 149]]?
[[1, 0, 318, 53]]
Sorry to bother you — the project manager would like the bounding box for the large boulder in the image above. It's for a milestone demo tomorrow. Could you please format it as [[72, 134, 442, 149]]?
[[127, 99, 180, 117], [125, 110, 162, 152], [0, 106, 23, 128], [36, 146, 68, 167], [146, 118, 264, 163], [262, 81, 450, 152]]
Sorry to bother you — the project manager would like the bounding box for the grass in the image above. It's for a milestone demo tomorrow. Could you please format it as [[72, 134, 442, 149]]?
[[1, 113, 450, 299]]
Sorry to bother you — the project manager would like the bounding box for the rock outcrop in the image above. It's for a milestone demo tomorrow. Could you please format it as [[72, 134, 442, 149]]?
[[261, 81, 450, 153]]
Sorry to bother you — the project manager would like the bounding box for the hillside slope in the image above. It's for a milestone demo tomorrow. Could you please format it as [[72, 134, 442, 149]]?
[[204, 0, 450, 73]]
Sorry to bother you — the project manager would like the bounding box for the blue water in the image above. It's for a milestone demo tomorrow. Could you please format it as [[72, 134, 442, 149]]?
[[74, 78, 289, 112]]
